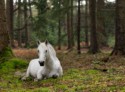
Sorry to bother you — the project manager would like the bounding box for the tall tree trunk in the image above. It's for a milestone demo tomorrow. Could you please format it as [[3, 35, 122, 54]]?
[[88, 0, 99, 54], [85, 0, 89, 47], [6, 0, 14, 47], [28, 0, 33, 46], [97, 0, 107, 47], [77, 0, 81, 54], [58, 0, 61, 50], [28, 0, 33, 18], [58, 19, 61, 50], [70, 0, 74, 46], [67, 0, 72, 49], [24, 0, 29, 47], [0, 0, 13, 58], [111, 0, 125, 55], [17, 0, 22, 47]]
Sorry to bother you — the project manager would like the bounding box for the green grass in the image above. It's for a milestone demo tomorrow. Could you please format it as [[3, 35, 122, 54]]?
[[0, 58, 28, 73], [1, 68, 125, 92], [1, 52, 125, 92]]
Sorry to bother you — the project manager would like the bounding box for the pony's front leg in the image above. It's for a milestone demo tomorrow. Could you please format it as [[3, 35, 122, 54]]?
[[34, 74, 42, 82], [36, 69, 47, 81], [36, 71, 43, 81], [48, 72, 59, 79]]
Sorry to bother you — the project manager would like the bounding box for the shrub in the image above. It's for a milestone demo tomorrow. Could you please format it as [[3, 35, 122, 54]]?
[[0, 58, 28, 73]]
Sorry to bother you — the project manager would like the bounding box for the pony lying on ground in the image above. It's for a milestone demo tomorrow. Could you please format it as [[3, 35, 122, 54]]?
[[22, 40, 63, 81]]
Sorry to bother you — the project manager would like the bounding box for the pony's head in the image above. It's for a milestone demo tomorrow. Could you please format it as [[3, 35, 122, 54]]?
[[37, 40, 49, 66]]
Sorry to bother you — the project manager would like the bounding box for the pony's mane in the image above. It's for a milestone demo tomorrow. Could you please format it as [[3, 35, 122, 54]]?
[[47, 43, 56, 56]]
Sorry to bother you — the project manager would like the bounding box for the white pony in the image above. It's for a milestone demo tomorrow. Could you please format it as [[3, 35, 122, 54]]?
[[22, 40, 63, 81]]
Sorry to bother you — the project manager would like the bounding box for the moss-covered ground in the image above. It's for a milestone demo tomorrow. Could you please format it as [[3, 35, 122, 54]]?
[[1, 48, 125, 92]]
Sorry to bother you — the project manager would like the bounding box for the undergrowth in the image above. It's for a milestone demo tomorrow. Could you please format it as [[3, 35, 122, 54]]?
[[1, 49, 125, 92], [0, 58, 28, 73]]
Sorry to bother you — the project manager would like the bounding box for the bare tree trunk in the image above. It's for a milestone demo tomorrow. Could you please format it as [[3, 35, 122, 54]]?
[[28, 0, 33, 18], [0, 0, 10, 52], [6, 0, 14, 47], [88, 0, 99, 54], [67, 0, 72, 49], [58, 19, 61, 50], [17, 0, 22, 47], [111, 0, 125, 55], [28, 0, 33, 46], [77, 0, 81, 54], [24, 0, 29, 47], [70, 0, 74, 46], [97, 0, 107, 47], [85, 0, 89, 47], [58, 0, 61, 50]]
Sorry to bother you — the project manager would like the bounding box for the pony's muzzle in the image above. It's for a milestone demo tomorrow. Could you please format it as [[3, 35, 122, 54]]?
[[39, 61, 44, 66]]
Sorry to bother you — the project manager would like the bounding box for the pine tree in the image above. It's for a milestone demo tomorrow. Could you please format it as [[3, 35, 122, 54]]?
[[88, 0, 100, 54], [111, 0, 125, 55], [0, 0, 13, 59]]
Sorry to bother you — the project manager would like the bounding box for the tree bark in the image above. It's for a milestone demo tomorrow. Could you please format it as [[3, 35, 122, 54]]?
[[77, 0, 81, 54], [0, 0, 13, 59], [111, 0, 125, 55], [6, 0, 14, 47], [24, 0, 29, 47], [70, 0, 74, 46], [0, 0, 9, 51], [67, 0, 72, 49], [28, 0, 33, 18], [85, 0, 89, 47], [17, 0, 22, 47], [58, 0, 61, 50], [97, 0, 107, 47], [58, 19, 61, 50], [88, 0, 99, 54]]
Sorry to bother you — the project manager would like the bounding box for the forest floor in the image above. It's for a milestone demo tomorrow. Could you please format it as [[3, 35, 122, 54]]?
[[1, 48, 125, 92]]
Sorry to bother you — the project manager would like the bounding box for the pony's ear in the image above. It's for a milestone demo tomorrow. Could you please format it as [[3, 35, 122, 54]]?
[[37, 40, 41, 46], [45, 39, 49, 45]]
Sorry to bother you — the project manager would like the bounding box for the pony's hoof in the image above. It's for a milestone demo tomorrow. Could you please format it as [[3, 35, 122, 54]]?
[[34, 78, 39, 82], [21, 77, 26, 81], [52, 75, 58, 79]]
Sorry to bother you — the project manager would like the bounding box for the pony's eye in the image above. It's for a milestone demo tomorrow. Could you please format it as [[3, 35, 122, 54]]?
[[45, 50, 47, 53]]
